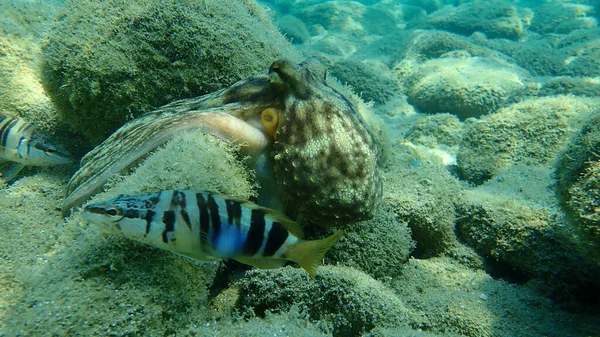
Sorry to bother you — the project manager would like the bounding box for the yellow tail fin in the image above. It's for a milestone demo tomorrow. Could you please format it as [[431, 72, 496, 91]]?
[[285, 231, 344, 276]]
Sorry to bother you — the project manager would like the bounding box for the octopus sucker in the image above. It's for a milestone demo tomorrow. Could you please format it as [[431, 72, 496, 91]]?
[[65, 58, 382, 227]]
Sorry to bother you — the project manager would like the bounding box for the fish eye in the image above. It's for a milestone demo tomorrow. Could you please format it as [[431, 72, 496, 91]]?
[[106, 207, 121, 217]]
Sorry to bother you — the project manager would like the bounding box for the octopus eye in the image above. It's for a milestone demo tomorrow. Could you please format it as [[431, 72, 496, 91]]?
[[269, 64, 280, 74], [261, 108, 283, 139], [268, 59, 297, 83]]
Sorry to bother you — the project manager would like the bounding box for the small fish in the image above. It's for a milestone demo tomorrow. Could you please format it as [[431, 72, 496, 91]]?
[[82, 190, 343, 276], [0, 113, 72, 181]]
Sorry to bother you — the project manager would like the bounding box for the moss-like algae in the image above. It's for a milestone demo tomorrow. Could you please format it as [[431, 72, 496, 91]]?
[[457, 96, 599, 184], [41, 0, 300, 144], [556, 112, 600, 262], [455, 188, 600, 297], [237, 266, 411, 336], [324, 198, 414, 279]]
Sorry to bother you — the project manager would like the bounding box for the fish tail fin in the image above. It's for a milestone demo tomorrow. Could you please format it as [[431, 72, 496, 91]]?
[[286, 231, 344, 276]]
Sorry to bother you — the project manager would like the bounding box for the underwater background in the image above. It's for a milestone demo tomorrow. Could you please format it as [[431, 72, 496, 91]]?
[[1, 0, 600, 336]]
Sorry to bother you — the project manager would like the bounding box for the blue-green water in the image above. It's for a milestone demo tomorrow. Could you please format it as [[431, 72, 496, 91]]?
[[0, 0, 599, 336]]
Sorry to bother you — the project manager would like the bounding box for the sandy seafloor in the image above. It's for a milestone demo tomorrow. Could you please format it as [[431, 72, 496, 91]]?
[[1, 0, 600, 336]]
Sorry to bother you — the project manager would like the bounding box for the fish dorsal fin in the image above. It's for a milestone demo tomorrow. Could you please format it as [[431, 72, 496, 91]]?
[[263, 209, 304, 238], [217, 192, 304, 238]]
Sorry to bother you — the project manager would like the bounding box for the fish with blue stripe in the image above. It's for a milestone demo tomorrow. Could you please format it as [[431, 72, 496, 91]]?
[[0, 113, 72, 181], [81, 190, 343, 276]]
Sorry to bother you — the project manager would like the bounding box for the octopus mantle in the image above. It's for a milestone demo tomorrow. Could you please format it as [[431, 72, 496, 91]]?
[[64, 58, 382, 226]]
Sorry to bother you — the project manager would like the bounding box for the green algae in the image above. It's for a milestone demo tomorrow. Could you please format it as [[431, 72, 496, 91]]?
[[41, 0, 300, 144]]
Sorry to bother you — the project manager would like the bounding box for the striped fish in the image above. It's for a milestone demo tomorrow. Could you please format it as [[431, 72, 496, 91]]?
[[0, 113, 72, 181], [82, 190, 343, 276]]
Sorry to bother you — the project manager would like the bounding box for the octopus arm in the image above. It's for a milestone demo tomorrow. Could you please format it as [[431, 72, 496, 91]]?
[[63, 107, 270, 214]]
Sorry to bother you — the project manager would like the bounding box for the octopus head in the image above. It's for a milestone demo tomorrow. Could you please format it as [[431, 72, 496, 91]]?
[[268, 58, 382, 226]]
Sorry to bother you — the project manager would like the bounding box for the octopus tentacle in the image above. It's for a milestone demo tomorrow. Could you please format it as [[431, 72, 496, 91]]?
[[63, 108, 271, 214]]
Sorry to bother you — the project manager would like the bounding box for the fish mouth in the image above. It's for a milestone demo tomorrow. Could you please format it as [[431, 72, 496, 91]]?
[[81, 206, 117, 228]]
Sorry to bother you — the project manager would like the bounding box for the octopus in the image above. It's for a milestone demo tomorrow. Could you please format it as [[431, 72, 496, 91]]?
[[64, 58, 382, 226]]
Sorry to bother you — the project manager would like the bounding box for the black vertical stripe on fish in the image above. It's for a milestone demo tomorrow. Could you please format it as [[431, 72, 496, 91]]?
[[207, 194, 221, 240], [196, 193, 210, 247], [225, 199, 242, 227], [145, 209, 156, 234], [172, 190, 191, 229], [17, 136, 26, 158], [0, 118, 17, 147], [0, 115, 7, 125], [0, 117, 9, 143], [171, 190, 186, 207], [180, 209, 192, 229], [244, 209, 266, 255], [162, 210, 176, 243], [263, 222, 289, 257]]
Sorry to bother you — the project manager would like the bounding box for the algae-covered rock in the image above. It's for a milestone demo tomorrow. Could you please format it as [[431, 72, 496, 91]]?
[[405, 113, 464, 150], [324, 198, 414, 279], [539, 76, 600, 98], [475, 35, 569, 77], [457, 96, 599, 184], [455, 189, 599, 294], [4, 234, 218, 336], [42, 0, 299, 144], [383, 149, 462, 257], [237, 266, 410, 336], [530, 2, 596, 35], [401, 0, 445, 14], [392, 257, 598, 337], [294, 1, 397, 37], [404, 56, 531, 119], [387, 30, 505, 65], [91, 131, 256, 203], [0, 35, 56, 130], [556, 112, 600, 255], [277, 14, 311, 44], [568, 160, 600, 243], [184, 307, 331, 337], [328, 59, 398, 105], [564, 36, 600, 78], [556, 112, 600, 194], [0, 34, 82, 155], [387, 170, 460, 258], [412, 1, 524, 40]]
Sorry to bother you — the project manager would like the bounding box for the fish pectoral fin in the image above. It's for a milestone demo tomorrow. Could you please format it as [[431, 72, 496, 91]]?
[[174, 251, 219, 263], [1, 163, 25, 181], [234, 256, 286, 270]]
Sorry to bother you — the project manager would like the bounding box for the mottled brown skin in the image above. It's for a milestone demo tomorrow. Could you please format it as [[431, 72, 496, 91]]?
[[65, 58, 382, 226], [269, 58, 382, 226]]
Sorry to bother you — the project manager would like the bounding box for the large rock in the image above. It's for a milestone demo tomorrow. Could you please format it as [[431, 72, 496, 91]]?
[[556, 112, 600, 257], [529, 3, 597, 35], [404, 56, 531, 119], [457, 96, 599, 184], [41, 0, 299, 144], [412, 1, 525, 40], [237, 266, 411, 336], [324, 198, 414, 279]]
